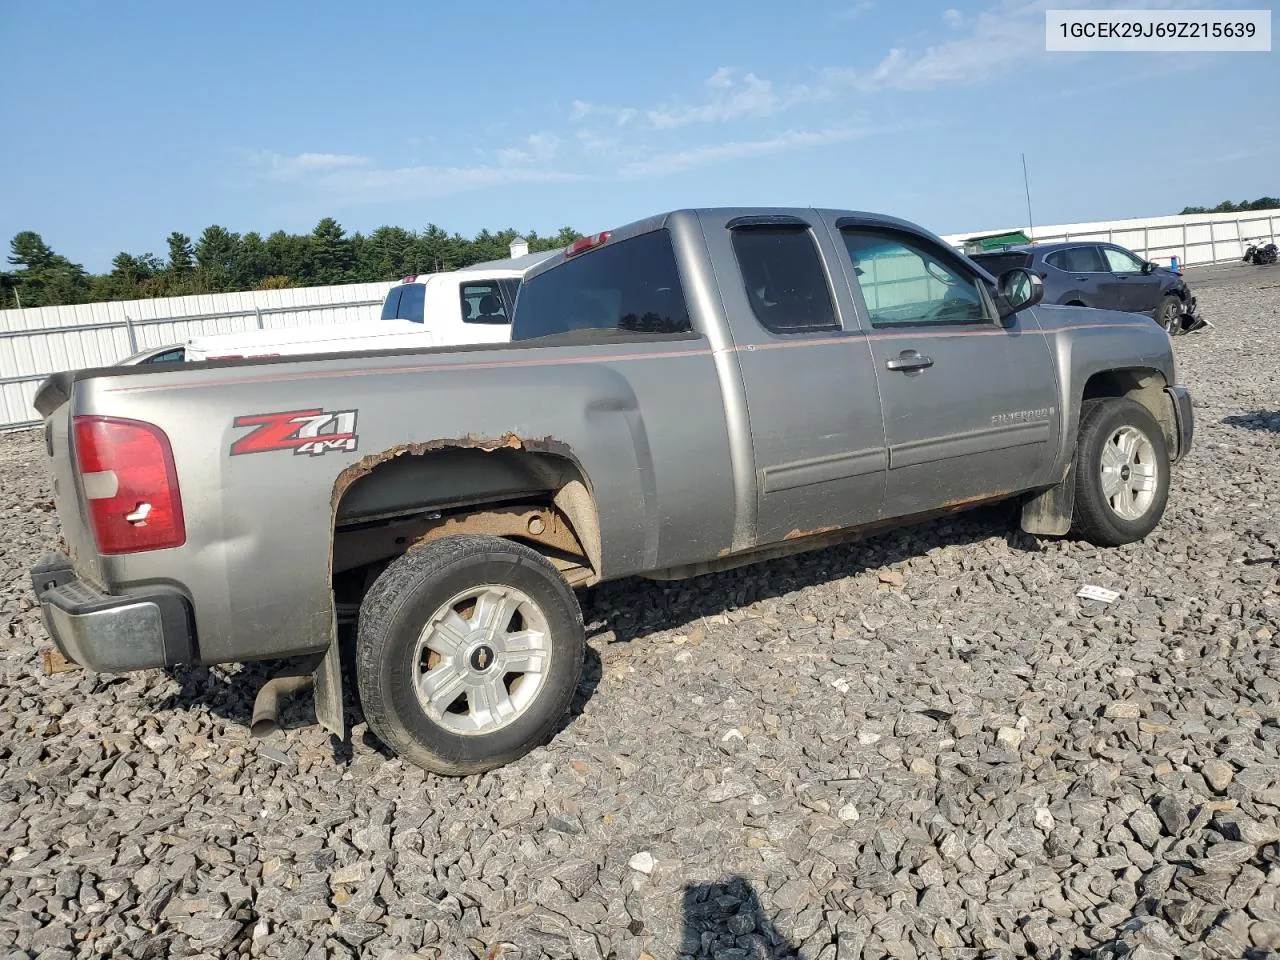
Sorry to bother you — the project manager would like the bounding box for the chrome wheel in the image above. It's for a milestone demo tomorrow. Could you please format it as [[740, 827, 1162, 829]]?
[[1099, 426, 1158, 521], [1162, 302, 1181, 334], [412, 584, 551, 735]]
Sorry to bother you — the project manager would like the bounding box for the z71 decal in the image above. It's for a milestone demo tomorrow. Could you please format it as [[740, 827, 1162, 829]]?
[[231, 408, 359, 457]]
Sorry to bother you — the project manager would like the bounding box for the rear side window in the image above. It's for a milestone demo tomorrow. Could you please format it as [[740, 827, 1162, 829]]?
[[381, 284, 425, 322], [971, 252, 1031, 276], [512, 231, 691, 339], [1046, 247, 1106, 272], [731, 226, 838, 334], [379, 287, 402, 320], [460, 280, 511, 324]]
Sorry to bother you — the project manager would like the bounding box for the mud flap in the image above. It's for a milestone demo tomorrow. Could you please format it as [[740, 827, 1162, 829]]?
[[1021, 460, 1076, 536], [312, 631, 345, 739]]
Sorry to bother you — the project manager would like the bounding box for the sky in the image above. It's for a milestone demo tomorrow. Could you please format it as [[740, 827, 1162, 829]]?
[[1, 0, 1276, 272]]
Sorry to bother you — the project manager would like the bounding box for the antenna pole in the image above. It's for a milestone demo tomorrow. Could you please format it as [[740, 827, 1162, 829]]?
[[1022, 153, 1036, 241]]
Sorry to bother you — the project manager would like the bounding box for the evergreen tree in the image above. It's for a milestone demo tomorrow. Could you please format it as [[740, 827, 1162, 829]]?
[[6, 231, 90, 306], [194, 225, 241, 291], [3, 218, 587, 307], [166, 232, 195, 273], [308, 218, 354, 285]]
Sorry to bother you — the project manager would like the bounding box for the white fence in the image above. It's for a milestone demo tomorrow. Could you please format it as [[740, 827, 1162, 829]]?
[[1, 208, 1276, 430], [0, 281, 394, 429], [941, 209, 1279, 269]]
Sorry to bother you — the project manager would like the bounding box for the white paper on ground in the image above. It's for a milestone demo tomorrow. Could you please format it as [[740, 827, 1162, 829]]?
[[1077, 584, 1122, 604]]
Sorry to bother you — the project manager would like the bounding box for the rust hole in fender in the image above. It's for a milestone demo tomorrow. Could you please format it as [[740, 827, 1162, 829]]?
[[330, 433, 574, 512]]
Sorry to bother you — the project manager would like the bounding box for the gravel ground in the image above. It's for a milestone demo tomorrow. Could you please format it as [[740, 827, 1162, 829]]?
[[2, 263, 1279, 960]]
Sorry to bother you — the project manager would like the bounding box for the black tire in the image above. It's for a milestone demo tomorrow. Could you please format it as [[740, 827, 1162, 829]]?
[[356, 534, 584, 775], [1156, 295, 1183, 335], [1071, 398, 1170, 547]]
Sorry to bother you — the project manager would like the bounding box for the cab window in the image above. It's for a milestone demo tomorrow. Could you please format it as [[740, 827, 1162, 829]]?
[[841, 228, 991, 327], [513, 231, 691, 339], [460, 280, 512, 324], [731, 225, 839, 334]]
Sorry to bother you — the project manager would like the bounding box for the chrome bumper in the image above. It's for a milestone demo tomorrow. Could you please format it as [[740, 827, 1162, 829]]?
[[31, 553, 194, 672]]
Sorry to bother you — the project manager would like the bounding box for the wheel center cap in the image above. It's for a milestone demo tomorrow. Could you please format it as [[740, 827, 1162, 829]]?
[[1120, 465, 1131, 482], [469, 644, 497, 673]]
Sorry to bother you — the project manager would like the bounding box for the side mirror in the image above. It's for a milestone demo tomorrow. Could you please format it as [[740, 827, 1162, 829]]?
[[995, 267, 1044, 321], [1141, 261, 1157, 274]]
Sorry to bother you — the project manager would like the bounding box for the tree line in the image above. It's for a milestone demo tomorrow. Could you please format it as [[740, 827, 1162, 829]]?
[[1179, 196, 1279, 215], [0, 219, 584, 309]]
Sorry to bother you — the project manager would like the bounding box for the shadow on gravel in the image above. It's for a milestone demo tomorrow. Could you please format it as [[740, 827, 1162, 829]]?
[[680, 878, 798, 957], [1223, 411, 1280, 431], [152, 644, 606, 761], [587, 503, 1032, 645], [145, 505, 1023, 755]]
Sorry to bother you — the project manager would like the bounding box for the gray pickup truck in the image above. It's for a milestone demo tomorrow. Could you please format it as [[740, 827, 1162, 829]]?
[[31, 208, 1193, 774]]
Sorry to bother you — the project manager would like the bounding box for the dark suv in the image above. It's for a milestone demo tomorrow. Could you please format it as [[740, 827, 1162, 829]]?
[[972, 242, 1200, 334]]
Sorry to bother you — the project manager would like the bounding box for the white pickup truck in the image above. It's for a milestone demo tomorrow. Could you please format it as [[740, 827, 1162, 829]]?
[[136, 252, 555, 363]]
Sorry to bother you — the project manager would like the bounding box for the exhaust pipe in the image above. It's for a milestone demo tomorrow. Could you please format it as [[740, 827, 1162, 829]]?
[[251, 673, 314, 738]]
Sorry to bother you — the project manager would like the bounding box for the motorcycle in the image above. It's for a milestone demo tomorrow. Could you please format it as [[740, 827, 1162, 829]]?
[[1243, 239, 1279, 265]]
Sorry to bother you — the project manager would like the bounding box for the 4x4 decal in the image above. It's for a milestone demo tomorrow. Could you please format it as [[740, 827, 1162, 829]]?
[[231, 408, 359, 457]]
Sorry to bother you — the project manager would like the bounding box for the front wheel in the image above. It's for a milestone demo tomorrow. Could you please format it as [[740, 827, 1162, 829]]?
[[356, 534, 585, 775], [1156, 295, 1183, 335], [1071, 398, 1171, 547]]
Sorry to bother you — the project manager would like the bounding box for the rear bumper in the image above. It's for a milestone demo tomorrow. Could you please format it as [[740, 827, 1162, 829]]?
[[30, 553, 194, 672], [1166, 386, 1194, 463]]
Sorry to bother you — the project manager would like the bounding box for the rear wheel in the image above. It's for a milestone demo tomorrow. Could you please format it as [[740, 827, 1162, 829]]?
[[1071, 398, 1170, 547], [1156, 295, 1183, 335], [356, 534, 585, 775]]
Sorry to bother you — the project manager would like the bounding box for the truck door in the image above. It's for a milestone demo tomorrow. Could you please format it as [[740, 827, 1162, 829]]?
[[1047, 246, 1107, 306], [833, 220, 1060, 519], [705, 215, 888, 546]]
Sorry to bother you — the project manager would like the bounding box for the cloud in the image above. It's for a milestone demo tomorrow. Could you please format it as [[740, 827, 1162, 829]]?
[[568, 100, 637, 126], [859, 1, 1051, 91], [496, 132, 561, 166], [834, 1, 876, 20], [251, 151, 371, 179], [575, 129, 620, 157], [247, 147, 582, 204], [646, 68, 784, 128], [621, 127, 875, 178], [316, 164, 584, 204], [253, 0, 1221, 202], [858, 0, 1218, 91]]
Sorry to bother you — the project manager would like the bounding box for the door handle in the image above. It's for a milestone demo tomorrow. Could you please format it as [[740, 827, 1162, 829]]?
[[886, 350, 934, 373]]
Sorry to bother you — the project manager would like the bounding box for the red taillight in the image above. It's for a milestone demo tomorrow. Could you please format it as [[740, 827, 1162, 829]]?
[[566, 231, 611, 257], [73, 416, 185, 555]]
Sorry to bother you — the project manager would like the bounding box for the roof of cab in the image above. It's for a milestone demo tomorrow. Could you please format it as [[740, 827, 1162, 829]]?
[[522, 206, 966, 282]]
